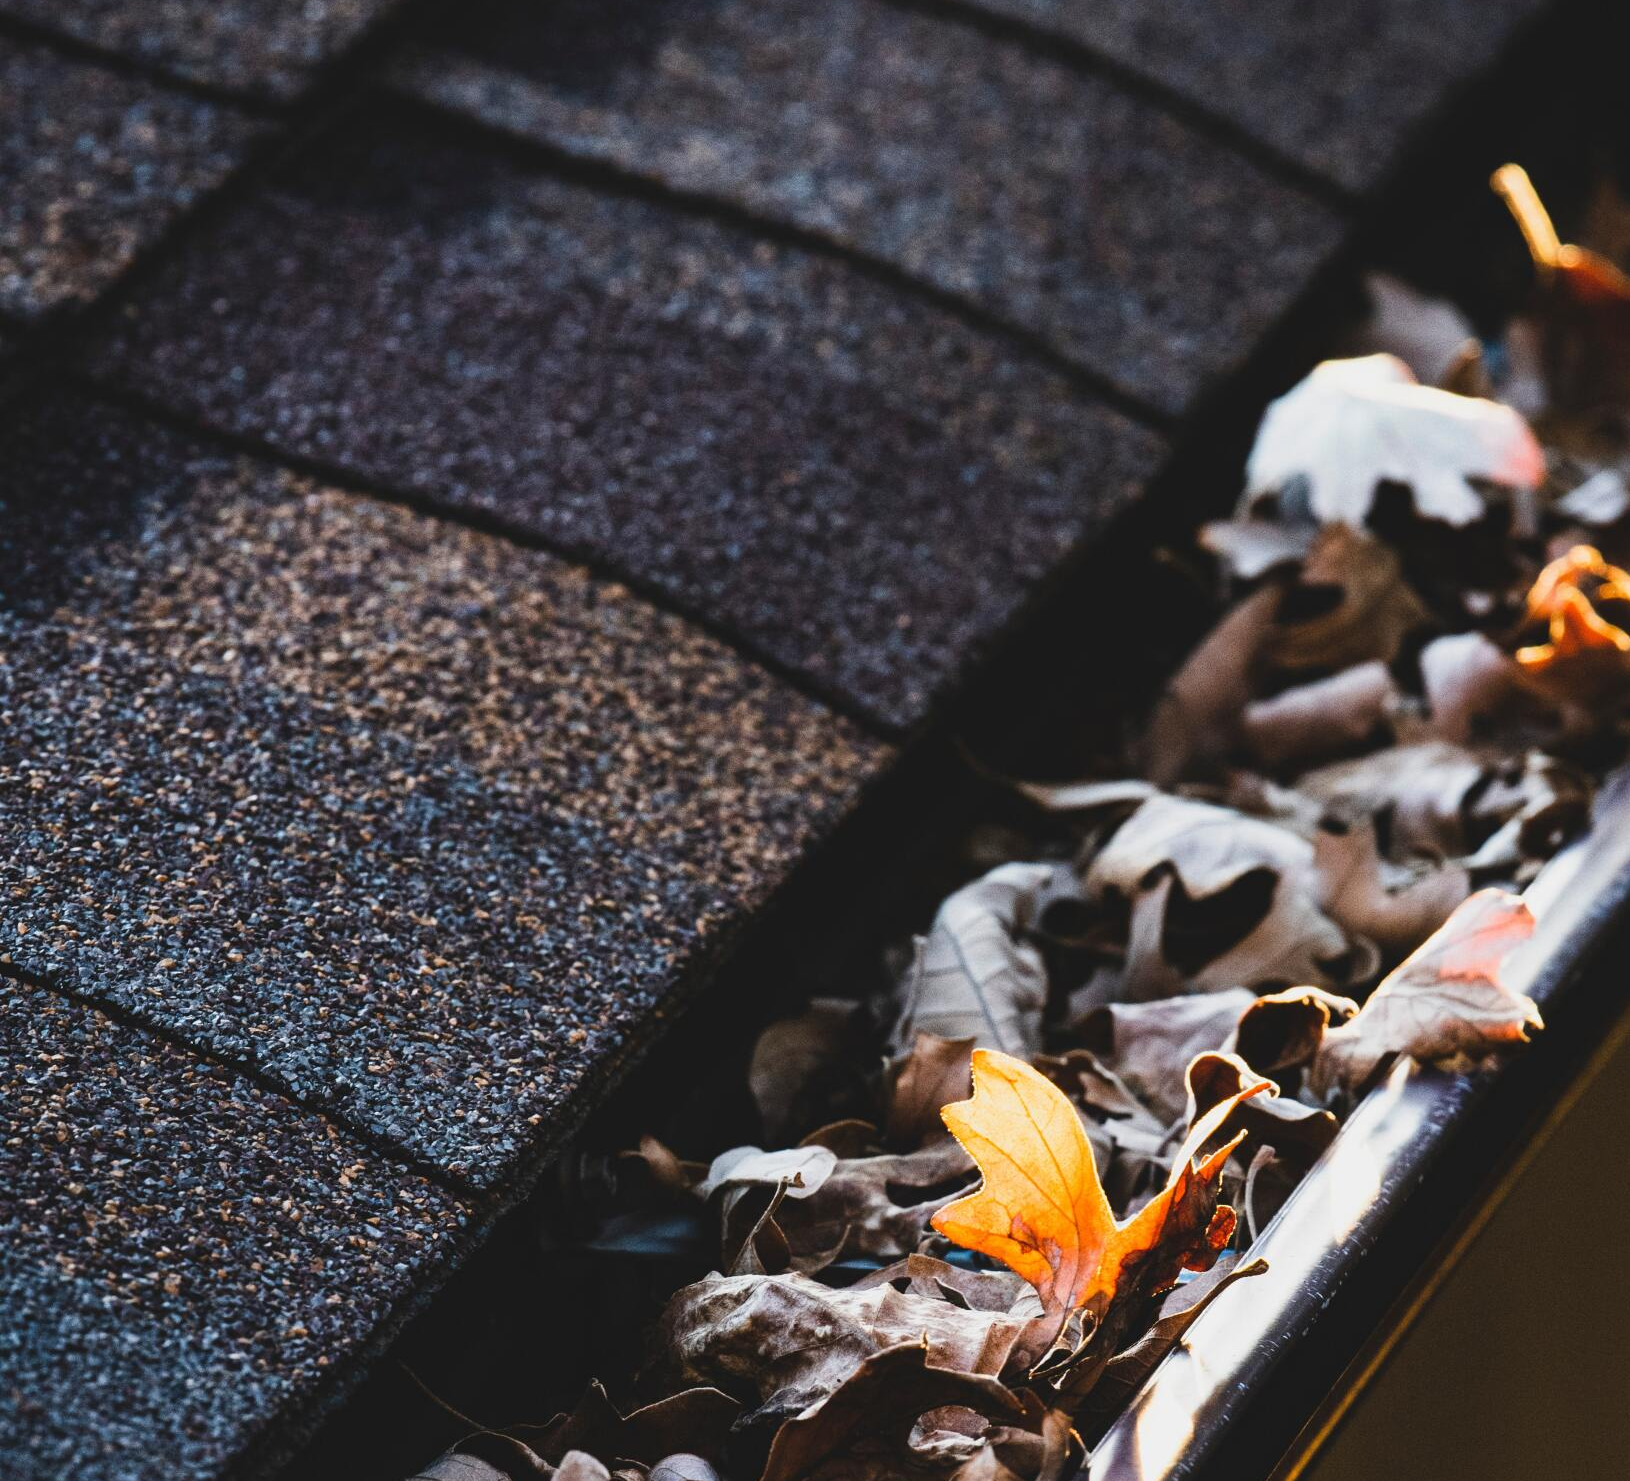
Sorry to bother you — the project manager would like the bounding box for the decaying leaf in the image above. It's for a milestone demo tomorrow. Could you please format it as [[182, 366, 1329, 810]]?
[[1243, 354, 1544, 529], [1313, 814, 1470, 952], [886, 1033, 977, 1150], [1417, 630, 1549, 745], [1312, 888, 1541, 1096], [1231, 986, 1359, 1081], [1242, 660, 1399, 770], [1182, 1051, 1338, 1161], [1296, 740, 1590, 870], [1075, 991, 1257, 1125], [1063, 1254, 1268, 1425], [892, 864, 1056, 1059], [1139, 585, 1282, 785], [931, 1050, 1258, 1325], [758, 1342, 1032, 1481], [1261, 525, 1430, 673], [656, 1271, 1029, 1436], [749, 1000, 866, 1144], [1081, 793, 1357, 991]]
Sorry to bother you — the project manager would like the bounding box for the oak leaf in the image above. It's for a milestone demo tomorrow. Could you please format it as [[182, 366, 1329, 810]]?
[[1244, 354, 1543, 529], [930, 1050, 1260, 1322]]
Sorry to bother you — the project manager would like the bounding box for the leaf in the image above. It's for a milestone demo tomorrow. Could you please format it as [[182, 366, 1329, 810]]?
[[1231, 986, 1358, 1079], [758, 1342, 1029, 1481], [1355, 272, 1479, 387], [1182, 1051, 1338, 1162], [892, 864, 1056, 1059], [1076, 990, 1257, 1124], [1081, 794, 1357, 992], [1260, 525, 1430, 673], [1312, 814, 1470, 952], [655, 1271, 1030, 1437], [1512, 543, 1630, 703], [1066, 1255, 1268, 1427], [1139, 584, 1281, 786], [931, 1050, 1260, 1322], [1312, 888, 1541, 1096], [748, 999, 865, 1143], [1243, 354, 1543, 529], [885, 1033, 977, 1150], [1242, 660, 1399, 770]]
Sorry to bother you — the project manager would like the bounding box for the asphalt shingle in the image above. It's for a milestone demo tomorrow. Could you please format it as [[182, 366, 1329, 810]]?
[[0, 981, 471, 1481], [0, 36, 266, 320], [961, 0, 1550, 194], [0, 0, 401, 101], [388, 0, 1344, 413], [0, 393, 885, 1187], [83, 110, 1165, 729]]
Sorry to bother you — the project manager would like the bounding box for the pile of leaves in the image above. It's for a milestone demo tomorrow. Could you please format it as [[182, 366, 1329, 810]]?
[[412, 168, 1630, 1481]]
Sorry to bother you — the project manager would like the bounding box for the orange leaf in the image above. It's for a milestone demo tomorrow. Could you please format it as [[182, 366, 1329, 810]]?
[[930, 1049, 1261, 1320]]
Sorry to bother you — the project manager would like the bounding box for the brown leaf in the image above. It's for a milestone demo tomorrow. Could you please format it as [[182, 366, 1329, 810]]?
[[885, 1033, 977, 1150], [1077, 991, 1257, 1124], [533, 1382, 740, 1470], [1081, 794, 1356, 992], [892, 864, 1056, 1060], [749, 1000, 864, 1144], [1312, 888, 1540, 1096], [772, 1139, 976, 1271], [1231, 986, 1358, 1080], [1242, 660, 1399, 770], [1313, 814, 1470, 952], [758, 1343, 1028, 1481], [1354, 273, 1479, 387], [1066, 1256, 1268, 1425], [1261, 526, 1430, 674], [1417, 631, 1553, 746], [1140, 584, 1281, 785], [1183, 1052, 1338, 1162], [656, 1273, 1028, 1436]]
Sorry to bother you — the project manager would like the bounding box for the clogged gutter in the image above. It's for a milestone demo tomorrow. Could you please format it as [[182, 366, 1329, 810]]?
[[407, 167, 1630, 1481]]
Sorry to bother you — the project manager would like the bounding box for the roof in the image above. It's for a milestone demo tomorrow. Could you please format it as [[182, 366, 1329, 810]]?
[[0, 0, 1553, 1474]]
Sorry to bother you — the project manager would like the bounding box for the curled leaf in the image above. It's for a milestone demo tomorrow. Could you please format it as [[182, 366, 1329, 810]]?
[[1312, 888, 1541, 1096], [1512, 543, 1630, 702], [892, 864, 1056, 1059]]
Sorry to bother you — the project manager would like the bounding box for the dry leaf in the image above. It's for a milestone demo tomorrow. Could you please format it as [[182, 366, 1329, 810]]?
[[886, 1033, 977, 1150], [1075, 990, 1257, 1125], [769, 1138, 976, 1271], [1313, 814, 1470, 952], [1182, 1051, 1338, 1161], [1312, 888, 1540, 1096], [1417, 631, 1549, 745], [892, 864, 1056, 1059], [1242, 661, 1399, 770], [1139, 585, 1281, 785], [749, 1000, 864, 1144], [758, 1342, 1030, 1481], [1081, 794, 1356, 991], [657, 1272, 1027, 1438], [931, 1050, 1258, 1324], [1199, 519, 1314, 581], [1230, 986, 1358, 1081], [1243, 354, 1543, 529], [1261, 525, 1430, 673], [1354, 273, 1479, 387], [1296, 740, 1589, 869]]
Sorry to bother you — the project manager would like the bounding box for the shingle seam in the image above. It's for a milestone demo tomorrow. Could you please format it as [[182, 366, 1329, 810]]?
[[0, 10, 286, 115], [877, 0, 1364, 212], [377, 85, 1183, 432], [0, 955, 487, 1201], [59, 368, 906, 739]]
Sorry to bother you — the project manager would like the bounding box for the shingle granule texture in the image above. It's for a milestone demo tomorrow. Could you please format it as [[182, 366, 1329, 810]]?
[[0, 394, 886, 1187], [83, 112, 1166, 729], [0, 0, 400, 101], [0, 981, 471, 1481], [0, 38, 265, 320], [388, 0, 1343, 414], [960, 0, 1550, 194]]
